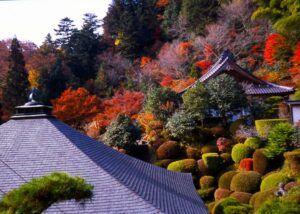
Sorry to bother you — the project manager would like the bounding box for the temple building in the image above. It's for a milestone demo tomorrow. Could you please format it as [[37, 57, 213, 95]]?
[[0, 95, 207, 213]]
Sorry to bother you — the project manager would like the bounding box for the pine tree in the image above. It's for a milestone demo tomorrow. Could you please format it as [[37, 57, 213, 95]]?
[[2, 38, 29, 113], [54, 17, 76, 48], [161, 0, 182, 36], [94, 64, 108, 97]]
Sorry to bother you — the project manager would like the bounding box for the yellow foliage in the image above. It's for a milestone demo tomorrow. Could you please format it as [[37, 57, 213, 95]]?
[[28, 69, 40, 88]]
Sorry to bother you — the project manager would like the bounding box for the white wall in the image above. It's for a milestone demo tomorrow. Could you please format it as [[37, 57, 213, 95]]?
[[292, 106, 300, 124]]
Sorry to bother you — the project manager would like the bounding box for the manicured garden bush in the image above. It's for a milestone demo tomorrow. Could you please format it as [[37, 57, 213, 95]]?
[[231, 143, 253, 163], [167, 159, 197, 175], [212, 197, 251, 214], [282, 185, 300, 204], [249, 189, 276, 211], [218, 171, 238, 189], [260, 172, 291, 191], [255, 119, 288, 138], [230, 192, 252, 204], [239, 158, 253, 171], [186, 146, 201, 159], [284, 150, 300, 175], [244, 137, 262, 150], [253, 149, 269, 175], [230, 171, 261, 193], [197, 159, 209, 175], [200, 176, 215, 189], [154, 159, 174, 168], [265, 123, 296, 158], [216, 137, 232, 153], [284, 181, 297, 191], [207, 202, 216, 214], [197, 187, 215, 201], [256, 199, 300, 214], [156, 141, 181, 160], [201, 144, 218, 154], [0, 172, 93, 214], [220, 153, 232, 165], [202, 153, 222, 174], [214, 188, 232, 201]]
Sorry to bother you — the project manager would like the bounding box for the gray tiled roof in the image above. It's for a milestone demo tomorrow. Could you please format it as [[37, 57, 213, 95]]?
[[0, 118, 207, 214], [179, 51, 294, 96]]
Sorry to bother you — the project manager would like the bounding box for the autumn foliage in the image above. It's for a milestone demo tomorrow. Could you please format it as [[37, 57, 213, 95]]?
[[239, 158, 253, 171], [289, 42, 300, 87], [156, 0, 169, 8], [52, 87, 102, 128], [140, 56, 151, 68], [264, 33, 287, 65], [160, 75, 195, 93], [194, 60, 212, 75]]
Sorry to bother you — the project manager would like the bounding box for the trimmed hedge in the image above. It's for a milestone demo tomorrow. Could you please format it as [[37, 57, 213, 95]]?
[[231, 144, 253, 163], [239, 158, 253, 171], [156, 141, 181, 160], [260, 172, 290, 191], [202, 153, 222, 174], [218, 171, 238, 189], [154, 159, 174, 168], [249, 189, 276, 211], [230, 171, 261, 193], [256, 199, 300, 214], [197, 187, 215, 201], [200, 176, 215, 189], [220, 153, 232, 165], [223, 205, 252, 214], [167, 159, 197, 175], [212, 197, 251, 214], [284, 150, 300, 175], [255, 119, 288, 138], [214, 188, 232, 201], [197, 159, 209, 175], [230, 192, 252, 204], [186, 146, 201, 160], [282, 185, 300, 204], [201, 144, 218, 154], [253, 149, 269, 175], [244, 137, 262, 150]]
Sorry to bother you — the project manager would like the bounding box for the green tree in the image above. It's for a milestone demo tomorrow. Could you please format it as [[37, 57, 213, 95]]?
[[189, 64, 201, 78], [161, 0, 182, 36], [0, 172, 93, 214], [144, 87, 179, 122], [181, 0, 220, 35], [206, 74, 247, 125], [2, 38, 29, 113], [104, 114, 141, 151], [94, 64, 108, 97], [182, 82, 208, 123], [54, 17, 77, 48], [252, 0, 300, 40]]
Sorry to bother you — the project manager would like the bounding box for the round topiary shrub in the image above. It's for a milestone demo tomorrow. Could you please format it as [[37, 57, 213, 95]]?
[[230, 192, 252, 204], [201, 144, 218, 154], [223, 205, 252, 214], [230, 171, 261, 193], [186, 146, 201, 160], [218, 171, 238, 189], [244, 137, 262, 150], [282, 185, 300, 204], [197, 187, 215, 201], [260, 172, 291, 191], [154, 159, 174, 168], [249, 189, 276, 211], [284, 150, 300, 175], [197, 159, 209, 175], [214, 188, 232, 201], [200, 176, 215, 189], [156, 141, 181, 160], [212, 197, 251, 214], [167, 159, 197, 175], [207, 202, 216, 214], [253, 149, 269, 175], [231, 144, 253, 163], [239, 158, 253, 171], [202, 153, 222, 174], [255, 119, 288, 138], [256, 199, 300, 214]]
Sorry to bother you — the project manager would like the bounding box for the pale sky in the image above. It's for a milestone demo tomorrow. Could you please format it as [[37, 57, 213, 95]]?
[[0, 0, 112, 46]]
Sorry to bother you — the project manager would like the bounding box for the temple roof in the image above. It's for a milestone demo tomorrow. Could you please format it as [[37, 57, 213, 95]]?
[[180, 50, 294, 96], [0, 101, 207, 213]]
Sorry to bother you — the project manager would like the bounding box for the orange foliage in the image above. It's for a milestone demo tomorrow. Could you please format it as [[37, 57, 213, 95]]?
[[264, 33, 287, 65], [203, 44, 214, 59], [92, 90, 145, 131], [178, 42, 192, 56], [194, 60, 212, 75], [52, 87, 102, 128], [289, 42, 300, 87], [136, 112, 163, 143], [140, 56, 151, 68], [160, 75, 195, 92], [239, 158, 253, 171], [156, 0, 169, 8]]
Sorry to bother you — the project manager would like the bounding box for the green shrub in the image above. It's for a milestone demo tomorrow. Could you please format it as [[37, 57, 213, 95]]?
[[220, 153, 232, 165], [255, 119, 288, 138], [154, 159, 174, 168], [256, 199, 300, 214], [244, 137, 262, 150], [282, 185, 300, 204], [202, 153, 222, 174], [197, 159, 209, 175], [156, 141, 181, 160], [260, 172, 291, 191], [207, 202, 216, 214], [186, 146, 201, 159], [200, 176, 215, 189], [218, 171, 238, 189], [249, 189, 277, 211], [229, 119, 245, 136], [284, 150, 300, 175], [214, 188, 232, 201], [197, 187, 215, 201], [230, 171, 261, 193], [230, 192, 252, 204], [265, 123, 296, 158], [231, 143, 253, 163], [212, 197, 251, 214], [0, 172, 93, 214], [284, 181, 297, 191], [167, 159, 197, 175], [253, 149, 269, 175], [291, 90, 300, 100], [201, 144, 218, 154]]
